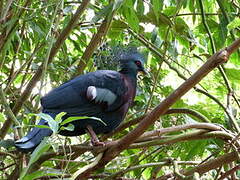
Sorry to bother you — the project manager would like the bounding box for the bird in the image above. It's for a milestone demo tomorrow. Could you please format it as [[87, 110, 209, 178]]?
[[15, 48, 146, 152]]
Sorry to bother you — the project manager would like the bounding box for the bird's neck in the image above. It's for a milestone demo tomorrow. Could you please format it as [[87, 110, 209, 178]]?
[[119, 68, 137, 78], [119, 69, 137, 87]]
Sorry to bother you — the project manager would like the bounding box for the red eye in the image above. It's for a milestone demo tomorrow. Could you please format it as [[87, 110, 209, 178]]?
[[135, 60, 141, 66]]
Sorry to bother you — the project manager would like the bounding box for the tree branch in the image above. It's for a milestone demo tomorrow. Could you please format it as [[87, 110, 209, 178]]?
[[102, 108, 210, 140], [130, 130, 235, 149], [182, 150, 240, 177], [218, 164, 240, 180], [24, 120, 238, 175], [75, 39, 240, 178], [0, 87, 22, 137], [198, 0, 216, 54], [76, 16, 113, 75], [116, 49, 229, 149], [199, 0, 240, 130], [129, 27, 236, 123], [137, 123, 223, 140], [0, 0, 90, 139], [106, 160, 200, 180], [0, 0, 32, 54]]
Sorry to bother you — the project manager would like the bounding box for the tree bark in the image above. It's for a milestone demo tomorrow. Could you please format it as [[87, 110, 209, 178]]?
[[75, 39, 240, 179]]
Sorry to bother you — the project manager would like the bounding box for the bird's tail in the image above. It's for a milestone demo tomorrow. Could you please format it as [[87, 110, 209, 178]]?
[[15, 119, 53, 152]]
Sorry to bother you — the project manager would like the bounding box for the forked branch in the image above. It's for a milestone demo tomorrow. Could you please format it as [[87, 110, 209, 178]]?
[[75, 39, 240, 179]]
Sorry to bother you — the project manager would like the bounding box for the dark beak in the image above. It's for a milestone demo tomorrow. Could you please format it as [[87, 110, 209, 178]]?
[[139, 67, 148, 75]]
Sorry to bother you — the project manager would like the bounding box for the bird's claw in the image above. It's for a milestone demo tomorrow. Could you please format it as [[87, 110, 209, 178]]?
[[91, 139, 105, 146]]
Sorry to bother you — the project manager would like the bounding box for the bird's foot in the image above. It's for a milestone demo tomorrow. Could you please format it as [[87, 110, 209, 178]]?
[[91, 139, 105, 146], [86, 125, 105, 146]]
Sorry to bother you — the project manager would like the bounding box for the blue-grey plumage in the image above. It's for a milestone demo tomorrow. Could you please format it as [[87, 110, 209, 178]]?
[[87, 86, 117, 105], [15, 49, 146, 152]]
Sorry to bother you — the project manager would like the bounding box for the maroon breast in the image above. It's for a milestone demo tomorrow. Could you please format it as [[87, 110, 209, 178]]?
[[121, 74, 137, 110]]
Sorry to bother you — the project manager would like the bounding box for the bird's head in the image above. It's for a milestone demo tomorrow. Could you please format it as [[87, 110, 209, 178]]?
[[118, 48, 146, 75]]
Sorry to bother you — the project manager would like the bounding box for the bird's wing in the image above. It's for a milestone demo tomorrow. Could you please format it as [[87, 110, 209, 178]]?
[[41, 70, 128, 116], [86, 86, 117, 105]]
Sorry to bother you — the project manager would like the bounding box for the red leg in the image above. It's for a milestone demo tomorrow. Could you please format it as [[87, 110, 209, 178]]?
[[86, 125, 105, 146]]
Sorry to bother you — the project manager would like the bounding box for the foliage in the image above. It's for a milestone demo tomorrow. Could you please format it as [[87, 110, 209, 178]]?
[[0, 0, 240, 179]]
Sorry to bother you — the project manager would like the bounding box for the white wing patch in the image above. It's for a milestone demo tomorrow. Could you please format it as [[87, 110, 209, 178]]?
[[87, 86, 117, 105]]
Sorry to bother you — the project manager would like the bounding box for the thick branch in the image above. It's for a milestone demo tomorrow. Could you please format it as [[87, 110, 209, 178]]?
[[76, 39, 240, 178], [129, 27, 237, 123], [226, 38, 240, 55], [115, 50, 229, 148], [218, 164, 240, 180], [26, 122, 237, 175], [183, 150, 240, 176]]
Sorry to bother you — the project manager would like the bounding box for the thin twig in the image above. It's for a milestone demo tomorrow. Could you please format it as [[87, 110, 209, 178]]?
[[0, 163, 15, 171], [130, 27, 240, 133], [107, 160, 201, 179], [199, 0, 240, 132], [198, 0, 216, 53], [137, 123, 223, 140], [0, 0, 90, 139], [102, 108, 210, 140], [0, 151, 17, 159], [130, 130, 234, 149], [0, 87, 23, 137], [76, 16, 113, 75]]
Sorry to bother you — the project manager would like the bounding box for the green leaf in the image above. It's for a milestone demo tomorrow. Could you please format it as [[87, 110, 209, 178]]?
[[225, 68, 240, 81], [122, 6, 139, 32], [0, 139, 15, 149], [136, 0, 144, 15], [185, 140, 207, 160], [29, 138, 51, 165], [227, 17, 240, 30], [159, 13, 173, 27], [60, 123, 75, 131], [35, 113, 59, 133], [34, 125, 51, 129], [216, 15, 228, 49], [152, 0, 163, 23], [112, 0, 124, 11], [22, 170, 64, 180], [111, 20, 128, 30], [22, 171, 46, 180], [55, 112, 67, 123], [20, 137, 51, 180], [191, 1, 197, 23], [174, 17, 189, 35], [163, 6, 177, 16], [61, 116, 107, 126], [0, 112, 5, 122], [91, 3, 113, 23], [108, 20, 128, 38]]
